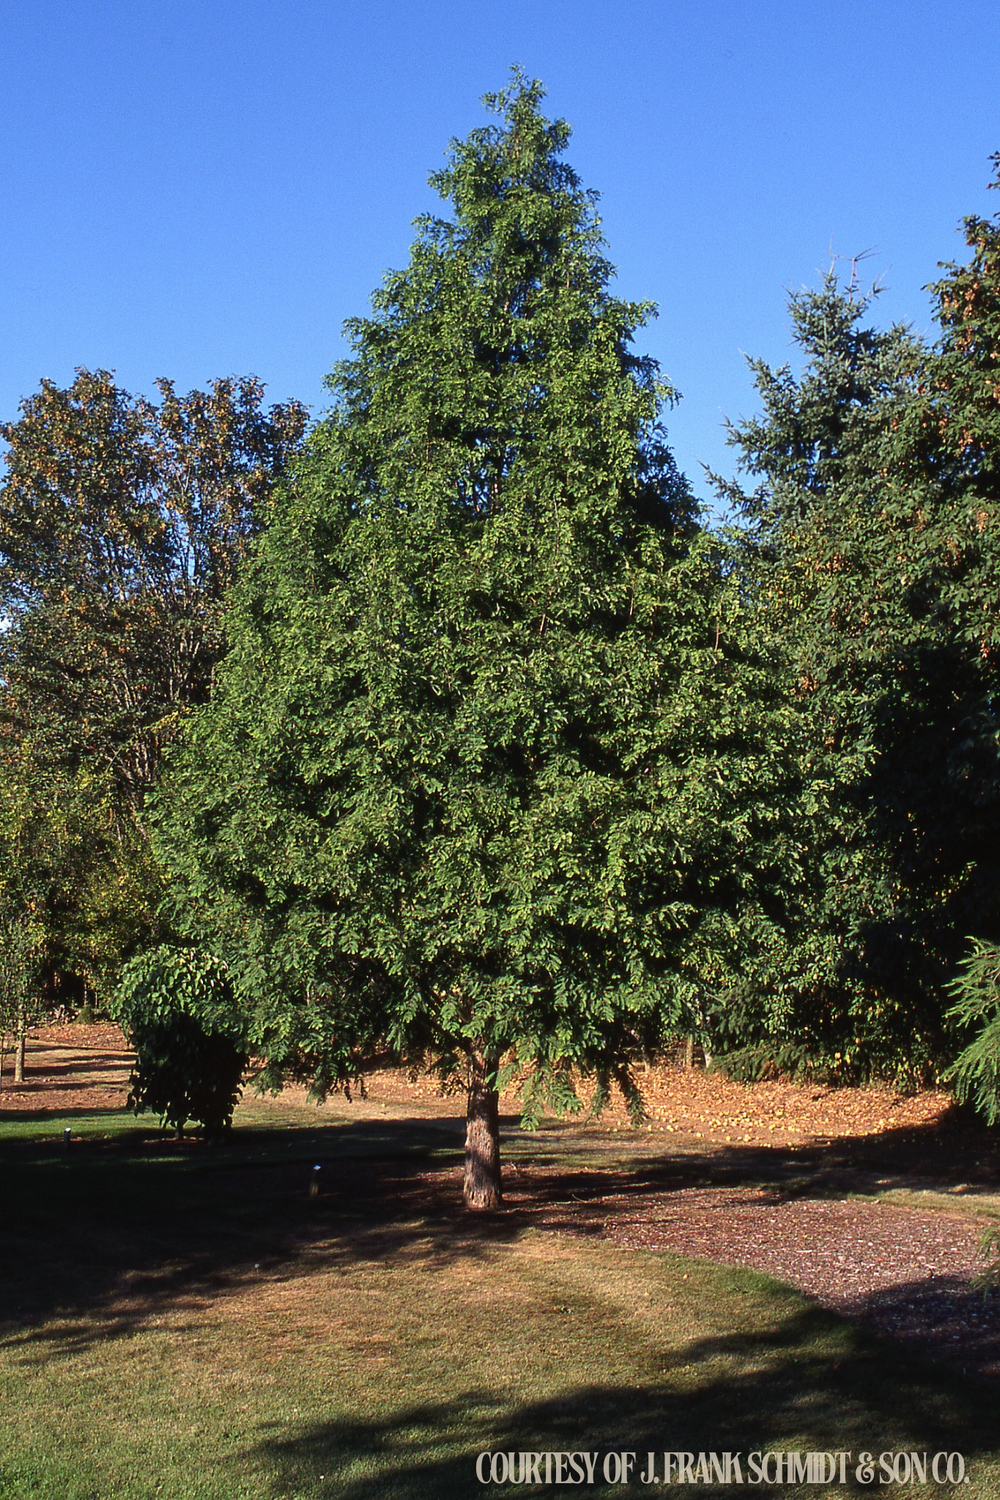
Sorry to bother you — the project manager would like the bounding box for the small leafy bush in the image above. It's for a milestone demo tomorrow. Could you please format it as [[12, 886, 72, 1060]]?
[[111, 946, 249, 1135]]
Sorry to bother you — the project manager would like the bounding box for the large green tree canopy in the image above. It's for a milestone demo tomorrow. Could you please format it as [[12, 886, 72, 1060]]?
[[718, 227, 1000, 1082], [0, 370, 308, 810], [157, 74, 798, 1206], [0, 370, 307, 1007]]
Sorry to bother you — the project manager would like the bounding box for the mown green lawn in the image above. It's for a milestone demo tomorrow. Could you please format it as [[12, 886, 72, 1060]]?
[[0, 1094, 997, 1499]]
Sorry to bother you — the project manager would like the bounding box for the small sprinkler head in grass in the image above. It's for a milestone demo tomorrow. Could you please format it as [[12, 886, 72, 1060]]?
[[63, 1128, 71, 1151], [310, 1164, 321, 1199]]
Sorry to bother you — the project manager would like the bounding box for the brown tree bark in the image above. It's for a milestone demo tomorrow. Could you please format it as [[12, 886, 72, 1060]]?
[[463, 1051, 502, 1210], [14, 1001, 25, 1083]]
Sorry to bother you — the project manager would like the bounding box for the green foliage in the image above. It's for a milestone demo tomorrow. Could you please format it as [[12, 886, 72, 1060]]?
[[944, 938, 1000, 1298], [0, 734, 157, 1016], [0, 909, 44, 1049], [155, 73, 795, 1181], [943, 940, 1000, 1124], [0, 369, 307, 806], [712, 280, 922, 1076], [928, 151, 1000, 503], [920, 164, 1000, 1124], [716, 246, 1000, 1083], [0, 750, 48, 1039], [0, 370, 307, 1007], [111, 946, 248, 1134]]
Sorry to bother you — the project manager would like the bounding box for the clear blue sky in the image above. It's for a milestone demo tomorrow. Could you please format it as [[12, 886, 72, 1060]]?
[[4, 0, 1000, 508]]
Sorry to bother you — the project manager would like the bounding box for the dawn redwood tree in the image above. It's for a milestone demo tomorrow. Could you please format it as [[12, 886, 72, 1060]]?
[[157, 74, 792, 1207]]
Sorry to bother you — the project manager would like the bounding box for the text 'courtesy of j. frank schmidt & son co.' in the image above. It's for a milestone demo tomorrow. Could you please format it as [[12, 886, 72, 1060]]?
[[474, 1450, 971, 1486]]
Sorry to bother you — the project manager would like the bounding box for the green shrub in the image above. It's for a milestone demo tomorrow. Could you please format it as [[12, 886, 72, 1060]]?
[[111, 946, 249, 1135], [943, 939, 1000, 1125], [939, 942, 1000, 1290]]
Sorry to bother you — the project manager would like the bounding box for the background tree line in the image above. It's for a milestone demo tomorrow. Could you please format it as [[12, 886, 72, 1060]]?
[[2, 74, 999, 1202], [0, 372, 306, 1068]]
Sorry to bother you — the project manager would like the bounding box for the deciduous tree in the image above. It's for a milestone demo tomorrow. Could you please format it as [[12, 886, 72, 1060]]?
[[0, 369, 307, 809], [112, 946, 248, 1136], [0, 370, 307, 1003], [157, 74, 799, 1207]]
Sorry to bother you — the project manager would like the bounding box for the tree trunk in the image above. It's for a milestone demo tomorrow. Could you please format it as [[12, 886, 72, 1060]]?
[[14, 1002, 25, 1083], [463, 1051, 502, 1210]]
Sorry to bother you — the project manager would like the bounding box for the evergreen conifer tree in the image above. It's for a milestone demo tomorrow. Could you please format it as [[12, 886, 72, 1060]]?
[[721, 247, 1000, 1081]]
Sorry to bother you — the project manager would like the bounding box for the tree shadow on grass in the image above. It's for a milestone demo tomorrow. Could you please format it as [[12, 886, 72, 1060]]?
[[0, 1107, 523, 1336], [7, 1046, 131, 1079], [2, 1099, 1000, 1380], [0, 1104, 131, 1124], [245, 1306, 1000, 1498]]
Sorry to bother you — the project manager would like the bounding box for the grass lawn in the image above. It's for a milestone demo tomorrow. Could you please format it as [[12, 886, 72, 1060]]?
[[1, 1091, 997, 1499]]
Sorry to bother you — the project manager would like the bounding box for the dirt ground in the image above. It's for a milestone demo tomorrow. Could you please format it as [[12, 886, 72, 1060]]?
[[6, 1021, 1000, 1379]]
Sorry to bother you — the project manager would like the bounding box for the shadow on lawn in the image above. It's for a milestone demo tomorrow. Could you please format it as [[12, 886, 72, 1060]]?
[[0, 1046, 132, 1098], [2, 1099, 1000, 1374], [246, 1306, 1000, 1498], [0, 1107, 517, 1335], [0, 1104, 131, 1123], [6, 1046, 130, 1077]]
